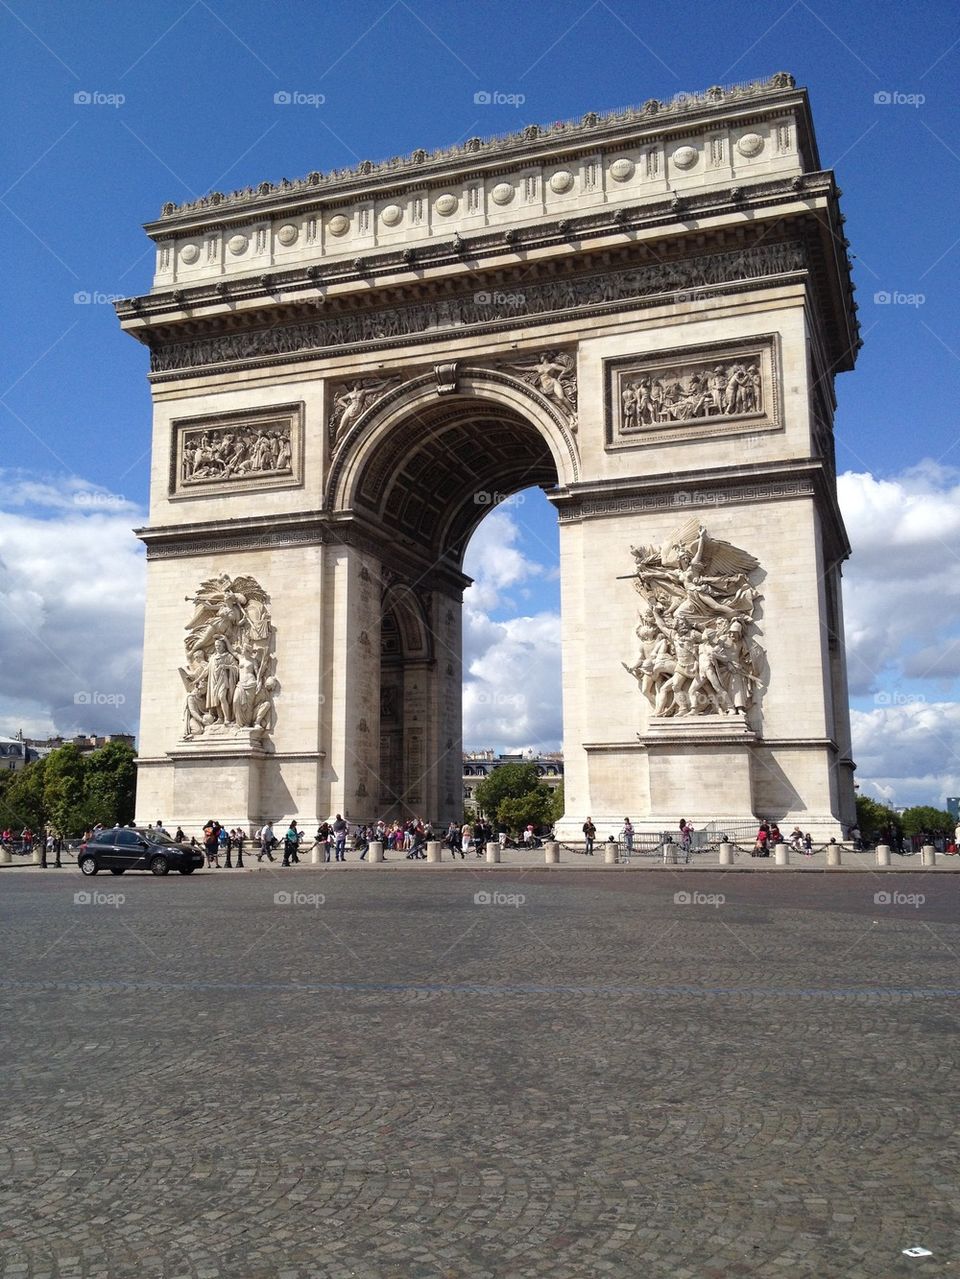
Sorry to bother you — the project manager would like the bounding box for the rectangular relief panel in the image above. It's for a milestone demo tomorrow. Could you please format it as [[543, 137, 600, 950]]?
[[605, 335, 781, 450], [170, 401, 305, 499]]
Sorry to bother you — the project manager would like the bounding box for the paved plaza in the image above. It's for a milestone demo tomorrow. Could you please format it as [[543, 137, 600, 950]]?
[[2, 870, 959, 1278]]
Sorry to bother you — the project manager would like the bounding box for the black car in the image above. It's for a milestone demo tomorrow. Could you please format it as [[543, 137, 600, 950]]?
[[77, 828, 205, 876]]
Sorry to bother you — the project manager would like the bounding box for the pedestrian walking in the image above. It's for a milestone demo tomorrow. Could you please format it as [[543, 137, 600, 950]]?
[[282, 820, 301, 866], [202, 819, 222, 867], [258, 821, 277, 862]]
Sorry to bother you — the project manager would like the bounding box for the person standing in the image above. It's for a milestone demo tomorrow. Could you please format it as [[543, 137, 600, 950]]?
[[202, 819, 221, 868], [582, 817, 596, 856], [174, 825, 186, 844], [258, 821, 276, 863], [679, 819, 693, 855], [622, 818, 634, 856], [461, 821, 473, 858], [332, 814, 348, 862], [282, 820, 301, 867]]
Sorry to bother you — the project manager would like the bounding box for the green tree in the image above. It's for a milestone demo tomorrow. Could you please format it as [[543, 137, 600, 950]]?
[[901, 805, 955, 839], [497, 788, 555, 832], [473, 762, 542, 818], [1, 756, 48, 833], [855, 795, 902, 840], [547, 780, 564, 826], [84, 741, 137, 829], [43, 744, 88, 836]]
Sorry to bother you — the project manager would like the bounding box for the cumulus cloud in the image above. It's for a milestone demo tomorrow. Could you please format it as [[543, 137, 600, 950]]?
[[0, 471, 145, 740], [462, 507, 561, 751], [850, 703, 960, 809]]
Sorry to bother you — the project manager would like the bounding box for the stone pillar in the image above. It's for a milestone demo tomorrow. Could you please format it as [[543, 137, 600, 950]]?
[[718, 843, 734, 866], [876, 844, 891, 867], [826, 844, 842, 867], [662, 840, 677, 865], [32, 846, 43, 866], [485, 840, 500, 864], [368, 840, 383, 863], [0, 845, 11, 865], [426, 840, 442, 863], [774, 844, 789, 866], [604, 843, 618, 864], [544, 841, 559, 864], [921, 844, 937, 866]]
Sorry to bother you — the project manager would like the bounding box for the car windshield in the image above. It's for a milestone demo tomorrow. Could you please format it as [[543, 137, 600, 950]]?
[[144, 829, 178, 845]]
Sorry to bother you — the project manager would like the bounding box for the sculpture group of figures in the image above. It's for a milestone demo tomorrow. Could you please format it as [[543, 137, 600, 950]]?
[[624, 520, 764, 717], [152, 240, 806, 372], [181, 426, 292, 484], [179, 575, 277, 738], [621, 360, 762, 430]]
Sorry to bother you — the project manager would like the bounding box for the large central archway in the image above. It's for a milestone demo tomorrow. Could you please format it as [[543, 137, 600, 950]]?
[[328, 370, 569, 822]]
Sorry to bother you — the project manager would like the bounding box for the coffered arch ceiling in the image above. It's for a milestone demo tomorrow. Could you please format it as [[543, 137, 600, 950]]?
[[351, 396, 558, 566]]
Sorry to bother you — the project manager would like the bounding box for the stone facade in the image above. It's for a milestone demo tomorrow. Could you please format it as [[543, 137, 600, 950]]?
[[117, 74, 859, 838]]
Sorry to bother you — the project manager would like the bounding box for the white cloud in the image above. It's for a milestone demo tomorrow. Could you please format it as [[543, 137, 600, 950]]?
[[0, 471, 145, 740], [462, 508, 561, 750], [851, 702, 960, 809]]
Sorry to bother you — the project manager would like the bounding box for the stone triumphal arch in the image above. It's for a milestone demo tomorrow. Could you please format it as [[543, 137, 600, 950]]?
[[117, 73, 859, 837]]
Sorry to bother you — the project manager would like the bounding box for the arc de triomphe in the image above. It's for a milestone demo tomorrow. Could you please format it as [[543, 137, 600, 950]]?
[[117, 73, 859, 838]]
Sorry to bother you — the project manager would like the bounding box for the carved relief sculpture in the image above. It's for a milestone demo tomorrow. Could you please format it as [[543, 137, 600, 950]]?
[[327, 376, 402, 446], [506, 351, 578, 427], [171, 404, 303, 496], [607, 336, 780, 450], [624, 519, 764, 718], [180, 574, 277, 739]]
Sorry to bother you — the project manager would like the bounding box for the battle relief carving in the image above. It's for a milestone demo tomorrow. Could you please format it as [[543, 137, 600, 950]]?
[[505, 351, 578, 428], [606, 336, 781, 449], [179, 574, 277, 741], [171, 403, 303, 497], [624, 519, 764, 719]]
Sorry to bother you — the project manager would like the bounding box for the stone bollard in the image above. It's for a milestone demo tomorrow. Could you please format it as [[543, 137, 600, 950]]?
[[544, 841, 559, 864], [0, 845, 10, 865], [876, 844, 891, 867], [718, 842, 734, 866], [662, 840, 677, 865], [426, 840, 442, 863], [921, 844, 937, 867], [32, 846, 43, 866], [604, 843, 618, 864], [311, 842, 323, 865], [826, 844, 842, 868], [486, 840, 500, 864], [774, 843, 789, 866], [367, 840, 383, 864]]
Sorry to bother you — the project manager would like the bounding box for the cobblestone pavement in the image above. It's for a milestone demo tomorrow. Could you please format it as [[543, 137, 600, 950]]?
[[1, 871, 958, 1278]]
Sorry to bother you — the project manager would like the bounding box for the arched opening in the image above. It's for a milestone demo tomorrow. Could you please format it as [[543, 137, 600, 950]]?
[[333, 377, 570, 825]]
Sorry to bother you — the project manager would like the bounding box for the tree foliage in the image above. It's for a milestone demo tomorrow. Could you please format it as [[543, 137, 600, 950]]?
[[0, 742, 137, 835], [855, 795, 902, 839], [900, 805, 955, 838], [473, 761, 558, 832]]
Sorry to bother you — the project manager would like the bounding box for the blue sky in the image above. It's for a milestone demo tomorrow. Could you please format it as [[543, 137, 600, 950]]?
[[2, 0, 959, 803]]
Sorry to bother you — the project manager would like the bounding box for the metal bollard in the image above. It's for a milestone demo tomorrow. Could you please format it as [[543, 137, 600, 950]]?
[[826, 844, 842, 867], [426, 840, 442, 863], [921, 844, 937, 867], [486, 840, 500, 864], [604, 843, 618, 864], [662, 840, 677, 865], [368, 840, 383, 863], [876, 844, 891, 867], [774, 844, 789, 866], [718, 843, 734, 866], [544, 841, 559, 864]]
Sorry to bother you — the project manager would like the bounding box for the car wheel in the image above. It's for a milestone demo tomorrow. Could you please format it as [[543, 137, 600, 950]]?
[[178, 866, 195, 875], [149, 855, 170, 876], [79, 855, 98, 876], [110, 868, 125, 875]]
